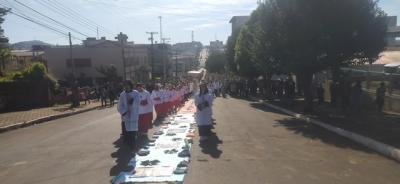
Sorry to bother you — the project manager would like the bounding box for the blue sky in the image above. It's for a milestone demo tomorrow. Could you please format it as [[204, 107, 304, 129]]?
[[1, 0, 399, 46]]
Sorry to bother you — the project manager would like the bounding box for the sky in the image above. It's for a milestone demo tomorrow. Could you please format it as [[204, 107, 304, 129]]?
[[1, 0, 400, 46]]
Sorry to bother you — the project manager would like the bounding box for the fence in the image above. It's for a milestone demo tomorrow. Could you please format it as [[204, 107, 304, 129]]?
[[0, 80, 54, 112]]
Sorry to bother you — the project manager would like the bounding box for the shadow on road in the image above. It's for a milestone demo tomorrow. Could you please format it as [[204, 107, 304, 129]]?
[[109, 137, 134, 176], [250, 102, 290, 116], [199, 131, 223, 158], [109, 133, 152, 176], [274, 118, 374, 153]]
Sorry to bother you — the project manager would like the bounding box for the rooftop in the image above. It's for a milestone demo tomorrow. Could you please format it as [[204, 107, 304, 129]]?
[[229, 16, 250, 23]]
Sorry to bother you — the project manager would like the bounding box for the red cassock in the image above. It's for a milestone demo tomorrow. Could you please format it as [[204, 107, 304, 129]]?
[[138, 112, 152, 133]]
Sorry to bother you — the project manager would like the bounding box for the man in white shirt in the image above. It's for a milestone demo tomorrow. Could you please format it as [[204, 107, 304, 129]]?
[[137, 83, 153, 135], [117, 80, 140, 150]]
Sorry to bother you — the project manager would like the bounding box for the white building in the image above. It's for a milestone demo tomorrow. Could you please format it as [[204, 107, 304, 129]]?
[[44, 36, 151, 85]]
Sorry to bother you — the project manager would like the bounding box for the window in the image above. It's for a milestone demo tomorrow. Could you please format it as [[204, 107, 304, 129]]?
[[66, 58, 92, 68]]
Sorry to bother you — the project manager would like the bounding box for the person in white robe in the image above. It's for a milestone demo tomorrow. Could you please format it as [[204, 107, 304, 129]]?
[[194, 82, 213, 141], [151, 85, 164, 118], [117, 80, 140, 150], [137, 83, 153, 135]]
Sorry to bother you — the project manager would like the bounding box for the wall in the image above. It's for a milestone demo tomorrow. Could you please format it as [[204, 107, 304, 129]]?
[[44, 47, 124, 84], [0, 81, 53, 111]]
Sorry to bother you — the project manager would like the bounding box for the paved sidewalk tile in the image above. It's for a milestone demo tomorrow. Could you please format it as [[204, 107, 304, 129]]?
[[0, 101, 102, 128]]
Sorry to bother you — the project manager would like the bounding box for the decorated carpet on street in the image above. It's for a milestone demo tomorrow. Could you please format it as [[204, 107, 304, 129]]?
[[112, 100, 197, 184]]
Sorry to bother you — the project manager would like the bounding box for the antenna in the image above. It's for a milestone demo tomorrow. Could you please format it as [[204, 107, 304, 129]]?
[[146, 31, 159, 79], [159, 16, 163, 43]]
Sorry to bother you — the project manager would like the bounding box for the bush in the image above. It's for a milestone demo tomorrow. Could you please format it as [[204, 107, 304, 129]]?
[[0, 62, 58, 90], [22, 62, 47, 80]]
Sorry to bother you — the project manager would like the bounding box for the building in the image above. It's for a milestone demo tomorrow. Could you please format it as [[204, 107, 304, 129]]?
[[5, 49, 45, 72], [172, 42, 202, 56], [44, 34, 152, 86], [172, 53, 198, 77], [125, 44, 150, 82], [209, 40, 224, 53], [229, 16, 250, 34], [152, 43, 173, 80], [386, 16, 400, 47], [171, 42, 203, 76]]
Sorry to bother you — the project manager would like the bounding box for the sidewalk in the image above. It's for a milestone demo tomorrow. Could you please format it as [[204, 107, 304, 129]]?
[[265, 98, 400, 149], [0, 101, 102, 131]]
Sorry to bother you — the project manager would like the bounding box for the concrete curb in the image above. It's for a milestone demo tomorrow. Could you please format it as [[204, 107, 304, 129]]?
[[0, 105, 101, 133], [263, 101, 400, 163]]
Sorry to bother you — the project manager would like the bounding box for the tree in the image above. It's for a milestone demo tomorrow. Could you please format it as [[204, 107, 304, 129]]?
[[225, 31, 239, 74], [205, 52, 225, 74], [0, 48, 11, 75], [96, 64, 119, 83], [234, 25, 261, 78], [0, 7, 9, 76], [247, 0, 387, 112]]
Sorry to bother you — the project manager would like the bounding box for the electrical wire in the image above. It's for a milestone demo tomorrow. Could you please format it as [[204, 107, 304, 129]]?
[[0, 4, 83, 40], [50, 0, 113, 34], [13, 0, 91, 38], [35, 0, 98, 33]]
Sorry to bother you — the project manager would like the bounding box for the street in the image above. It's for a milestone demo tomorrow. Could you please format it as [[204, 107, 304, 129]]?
[[185, 97, 400, 184], [0, 98, 400, 184], [0, 107, 121, 184]]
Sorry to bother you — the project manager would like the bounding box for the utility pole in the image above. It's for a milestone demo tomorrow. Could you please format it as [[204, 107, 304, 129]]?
[[96, 27, 99, 39], [161, 38, 170, 81], [158, 16, 163, 43], [146, 31, 158, 80], [191, 30, 194, 42], [175, 50, 178, 77], [69, 32, 78, 107], [68, 32, 75, 78], [116, 32, 127, 81]]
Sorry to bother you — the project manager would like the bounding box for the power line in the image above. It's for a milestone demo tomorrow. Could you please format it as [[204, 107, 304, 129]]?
[[32, 0, 98, 33], [37, 0, 99, 32], [50, 0, 113, 34], [0, 4, 83, 40], [13, 0, 91, 38], [35, 0, 113, 35], [11, 11, 69, 38]]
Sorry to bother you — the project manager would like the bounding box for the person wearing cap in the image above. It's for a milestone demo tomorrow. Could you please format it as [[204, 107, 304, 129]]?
[[137, 83, 153, 135], [117, 80, 140, 150], [194, 82, 213, 141]]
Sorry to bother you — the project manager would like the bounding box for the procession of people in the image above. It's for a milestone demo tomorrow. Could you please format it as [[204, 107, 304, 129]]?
[[116, 78, 214, 152]]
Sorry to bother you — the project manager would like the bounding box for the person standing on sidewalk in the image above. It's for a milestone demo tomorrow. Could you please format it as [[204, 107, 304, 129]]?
[[117, 80, 140, 150], [108, 85, 116, 107], [195, 82, 213, 142], [101, 87, 108, 107], [137, 83, 153, 136], [376, 82, 386, 114]]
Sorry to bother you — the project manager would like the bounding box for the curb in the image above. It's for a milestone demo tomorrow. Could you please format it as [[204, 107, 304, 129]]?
[[0, 105, 101, 133], [262, 101, 400, 163]]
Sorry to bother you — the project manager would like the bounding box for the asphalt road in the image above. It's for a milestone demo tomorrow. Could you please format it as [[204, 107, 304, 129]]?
[[0, 107, 123, 184], [1, 97, 400, 184], [185, 97, 400, 184]]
